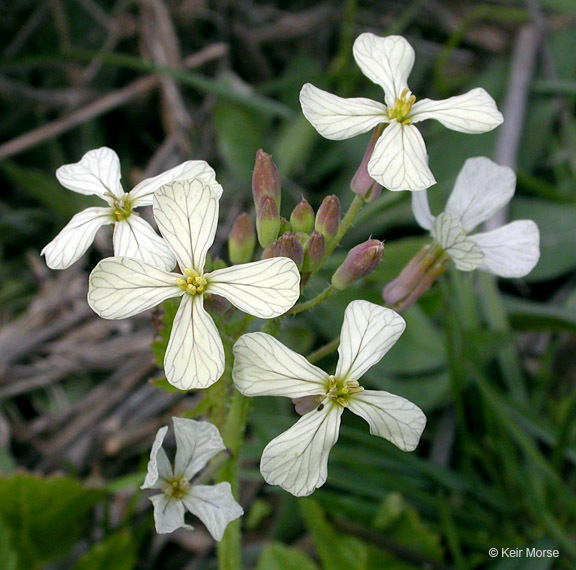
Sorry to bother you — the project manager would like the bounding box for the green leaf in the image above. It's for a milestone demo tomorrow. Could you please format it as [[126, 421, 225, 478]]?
[[73, 532, 136, 570], [0, 515, 18, 570], [256, 542, 319, 570]]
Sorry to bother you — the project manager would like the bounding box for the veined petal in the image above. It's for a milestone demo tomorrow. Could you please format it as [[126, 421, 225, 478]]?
[[153, 179, 218, 273], [88, 257, 181, 319], [260, 403, 343, 497], [208, 258, 300, 319], [445, 157, 516, 232], [232, 332, 329, 398], [173, 418, 226, 481], [183, 483, 243, 542], [348, 390, 426, 452], [41, 207, 113, 270], [142, 426, 173, 489], [150, 494, 191, 534], [113, 216, 177, 271], [56, 147, 124, 201], [300, 83, 387, 140], [470, 220, 540, 278], [130, 160, 223, 206], [432, 212, 484, 271], [335, 301, 405, 383], [353, 33, 415, 107], [368, 122, 436, 192], [410, 88, 503, 133], [164, 295, 224, 390], [411, 190, 435, 230]]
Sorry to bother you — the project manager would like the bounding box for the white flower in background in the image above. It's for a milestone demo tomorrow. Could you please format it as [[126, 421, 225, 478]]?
[[411, 157, 540, 277], [232, 300, 426, 497], [142, 417, 243, 538], [300, 33, 503, 192], [88, 177, 300, 390], [42, 147, 222, 271]]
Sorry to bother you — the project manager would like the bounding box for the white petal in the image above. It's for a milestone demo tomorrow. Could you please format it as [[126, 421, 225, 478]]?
[[431, 212, 484, 271], [41, 207, 113, 270], [164, 295, 224, 390], [411, 190, 435, 230], [410, 88, 503, 133], [352, 33, 415, 107], [113, 216, 177, 271], [368, 122, 436, 192], [299, 83, 387, 140], [445, 157, 516, 232], [470, 220, 540, 278], [142, 426, 173, 489], [348, 390, 426, 452], [56, 147, 124, 201], [335, 300, 405, 383], [260, 403, 343, 497], [153, 178, 218, 273], [232, 332, 329, 398], [173, 418, 226, 480], [183, 483, 243, 542], [130, 160, 223, 207], [150, 494, 191, 534], [88, 257, 181, 319], [208, 258, 300, 319]]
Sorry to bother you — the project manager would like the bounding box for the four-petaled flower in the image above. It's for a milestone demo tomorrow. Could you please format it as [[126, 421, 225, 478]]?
[[300, 33, 503, 192], [42, 147, 222, 271], [142, 417, 243, 538], [232, 300, 426, 497], [411, 157, 540, 276], [88, 178, 300, 389]]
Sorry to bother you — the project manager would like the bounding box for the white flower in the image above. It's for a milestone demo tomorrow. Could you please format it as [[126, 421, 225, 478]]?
[[88, 177, 301, 390], [232, 300, 426, 497], [42, 147, 222, 271], [141, 417, 243, 539], [411, 157, 540, 277], [299, 34, 503, 192]]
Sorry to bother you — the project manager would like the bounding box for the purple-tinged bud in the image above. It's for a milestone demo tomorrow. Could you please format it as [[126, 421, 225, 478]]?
[[204, 293, 233, 316], [302, 230, 326, 273], [331, 239, 384, 290], [261, 242, 275, 260], [278, 217, 291, 237], [264, 232, 304, 270], [290, 199, 315, 234], [256, 195, 280, 248], [228, 213, 256, 264], [294, 232, 309, 246], [252, 149, 281, 212], [315, 195, 340, 248], [382, 244, 449, 312], [350, 125, 384, 202]]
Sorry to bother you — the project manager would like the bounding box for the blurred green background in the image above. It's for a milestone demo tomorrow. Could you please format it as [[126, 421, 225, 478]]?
[[1, 0, 576, 568]]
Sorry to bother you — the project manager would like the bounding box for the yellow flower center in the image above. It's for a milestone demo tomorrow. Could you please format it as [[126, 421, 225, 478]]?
[[164, 477, 190, 500], [112, 194, 133, 221], [387, 88, 416, 125], [177, 269, 208, 295], [325, 375, 364, 407]]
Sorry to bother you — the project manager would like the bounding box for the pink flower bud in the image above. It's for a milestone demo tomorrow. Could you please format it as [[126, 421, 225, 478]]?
[[290, 199, 315, 234], [256, 195, 280, 248], [252, 149, 281, 212], [302, 230, 326, 273], [331, 239, 384, 290], [315, 195, 340, 248], [228, 213, 255, 264], [350, 125, 384, 202], [261, 232, 304, 270]]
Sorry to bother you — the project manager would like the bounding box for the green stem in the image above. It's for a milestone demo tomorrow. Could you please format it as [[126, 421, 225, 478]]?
[[288, 285, 336, 315], [307, 337, 340, 364]]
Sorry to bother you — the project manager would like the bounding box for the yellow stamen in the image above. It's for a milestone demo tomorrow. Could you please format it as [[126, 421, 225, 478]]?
[[178, 270, 209, 296], [387, 88, 416, 125]]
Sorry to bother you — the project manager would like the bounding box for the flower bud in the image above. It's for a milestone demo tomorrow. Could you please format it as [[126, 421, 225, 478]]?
[[315, 195, 340, 248], [256, 195, 280, 248], [302, 230, 326, 273], [262, 232, 304, 270], [290, 199, 315, 234], [204, 293, 233, 316], [382, 244, 449, 312], [350, 125, 384, 202], [278, 217, 291, 237], [331, 239, 384, 290], [252, 149, 281, 212], [228, 213, 255, 264]]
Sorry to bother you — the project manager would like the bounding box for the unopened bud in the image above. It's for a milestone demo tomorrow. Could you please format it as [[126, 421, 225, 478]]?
[[331, 239, 384, 290], [382, 244, 449, 312], [290, 199, 315, 234], [256, 195, 280, 248], [278, 217, 291, 237], [252, 149, 281, 212], [204, 293, 233, 316], [228, 213, 255, 264], [315, 195, 340, 248], [302, 230, 326, 273], [262, 232, 304, 269], [350, 125, 384, 202]]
